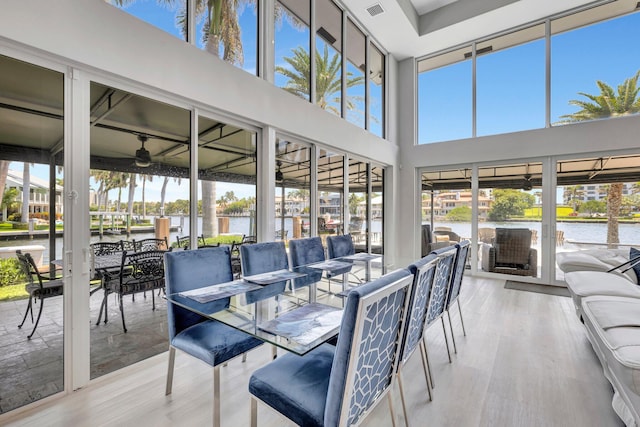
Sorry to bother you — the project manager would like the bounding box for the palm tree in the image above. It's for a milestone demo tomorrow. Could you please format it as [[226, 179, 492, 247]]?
[[561, 70, 640, 246], [276, 45, 365, 115], [0, 160, 9, 215]]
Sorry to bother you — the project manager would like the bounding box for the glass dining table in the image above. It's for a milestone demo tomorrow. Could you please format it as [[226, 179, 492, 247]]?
[[165, 254, 385, 356]]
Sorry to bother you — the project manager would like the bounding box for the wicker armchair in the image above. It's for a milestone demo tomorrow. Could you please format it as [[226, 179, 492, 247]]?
[[481, 228, 537, 277]]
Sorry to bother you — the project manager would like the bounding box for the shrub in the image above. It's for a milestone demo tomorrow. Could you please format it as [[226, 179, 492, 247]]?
[[0, 258, 26, 287], [12, 222, 28, 230]]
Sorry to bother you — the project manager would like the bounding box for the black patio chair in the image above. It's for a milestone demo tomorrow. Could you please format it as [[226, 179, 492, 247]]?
[[16, 250, 64, 339]]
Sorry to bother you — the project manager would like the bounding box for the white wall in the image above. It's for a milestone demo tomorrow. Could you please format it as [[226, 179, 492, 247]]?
[[0, 0, 397, 165]]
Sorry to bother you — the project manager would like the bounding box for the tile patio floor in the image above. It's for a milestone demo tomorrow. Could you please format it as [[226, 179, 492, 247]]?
[[0, 288, 169, 414]]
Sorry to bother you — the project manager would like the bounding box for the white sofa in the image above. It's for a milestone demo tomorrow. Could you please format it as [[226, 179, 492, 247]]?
[[557, 248, 637, 284], [563, 265, 640, 426], [582, 295, 640, 426]]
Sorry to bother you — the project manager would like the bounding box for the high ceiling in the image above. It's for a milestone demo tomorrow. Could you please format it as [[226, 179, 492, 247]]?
[[346, 0, 607, 60]]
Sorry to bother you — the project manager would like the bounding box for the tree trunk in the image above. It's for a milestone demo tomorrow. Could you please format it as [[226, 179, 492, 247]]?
[[0, 160, 9, 213], [126, 174, 136, 233], [21, 163, 30, 223], [607, 183, 623, 248], [160, 176, 169, 216]]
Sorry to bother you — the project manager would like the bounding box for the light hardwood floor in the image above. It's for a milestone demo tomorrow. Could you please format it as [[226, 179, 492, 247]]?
[[0, 276, 623, 427]]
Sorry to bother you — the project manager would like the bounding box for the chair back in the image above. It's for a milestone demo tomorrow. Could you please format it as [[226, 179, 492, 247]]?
[[426, 246, 457, 326], [120, 240, 137, 252], [421, 224, 432, 257], [176, 235, 205, 249], [242, 235, 257, 244], [401, 254, 439, 367], [446, 240, 470, 309], [119, 250, 166, 296], [91, 241, 122, 256], [16, 250, 43, 287], [325, 269, 413, 426], [326, 234, 356, 278], [137, 237, 169, 251], [164, 247, 233, 340], [240, 241, 289, 302], [288, 237, 324, 288], [494, 228, 532, 265]]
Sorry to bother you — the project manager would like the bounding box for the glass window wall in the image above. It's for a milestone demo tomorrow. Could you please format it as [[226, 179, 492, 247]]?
[[275, 0, 311, 101]]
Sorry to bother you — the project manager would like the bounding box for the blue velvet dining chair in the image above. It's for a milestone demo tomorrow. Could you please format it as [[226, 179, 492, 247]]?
[[164, 246, 264, 427], [240, 241, 290, 303], [288, 237, 324, 292], [445, 240, 470, 354], [397, 253, 439, 422], [248, 269, 414, 427], [424, 245, 458, 387], [326, 234, 363, 289]]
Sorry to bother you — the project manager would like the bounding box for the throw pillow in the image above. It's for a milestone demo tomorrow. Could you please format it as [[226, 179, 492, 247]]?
[[629, 247, 640, 283]]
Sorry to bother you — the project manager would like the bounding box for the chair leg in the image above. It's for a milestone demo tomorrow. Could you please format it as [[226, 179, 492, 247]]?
[[250, 397, 258, 427], [213, 365, 220, 427], [387, 391, 397, 427], [97, 287, 109, 325], [118, 294, 127, 333], [441, 317, 452, 363], [242, 352, 247, 363], [166, 347, 176, 395], [397, 369, 410, 427], [447, 310, 458, 354], [457, 300, 467, 336], [27, 296, 45, 339], [419, 341, 433, 401], [422, 336, 435, 390], [18, 296, 33, 329], [271, 345, 277, 360], [151, 288, 156, 310]]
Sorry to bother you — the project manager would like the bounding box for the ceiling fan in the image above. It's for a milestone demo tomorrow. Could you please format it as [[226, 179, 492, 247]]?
[[522, 173, 533, 191], [135, 134, 152, 167]]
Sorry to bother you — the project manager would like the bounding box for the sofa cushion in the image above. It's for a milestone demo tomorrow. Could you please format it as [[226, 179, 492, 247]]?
[[582, 295, 640, 425], [557, 249, 637, 284], [565, 271, 640, 318]]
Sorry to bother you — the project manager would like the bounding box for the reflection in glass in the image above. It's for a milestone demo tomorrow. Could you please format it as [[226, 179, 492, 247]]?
[[417, 46, 472, 144], [477, 162, 541, 278], [368, 44, 385, 138], [197, 115, 257, 243], [345, 19, 366, 128], [476, 24, 545, 136], [421, 168, 472, 257], [275, 0, 311, 101], [89, 82, 190, 378], [555, 154, 640, 281], [196, 0, 258, 75], [0, 55, 64, 413], [318, 149, 344, 242], [314, 0, 342, 116], [348, 158, 368, 251], [275, 139, 311, 240], [106, 0, 187, 41], [551, 4, 640, 125]]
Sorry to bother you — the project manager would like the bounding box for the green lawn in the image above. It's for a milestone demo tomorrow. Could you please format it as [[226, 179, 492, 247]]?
[[0, 283, 28, 302]]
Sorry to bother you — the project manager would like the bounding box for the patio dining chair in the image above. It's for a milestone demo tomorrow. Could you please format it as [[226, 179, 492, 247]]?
[[164, 247, 263, 427], [16, 250, 64, 339], [104, 249, 167, 332], [136, 237, 169, 251], [248, 269, 413, 427], [175, 234, 205, 250]]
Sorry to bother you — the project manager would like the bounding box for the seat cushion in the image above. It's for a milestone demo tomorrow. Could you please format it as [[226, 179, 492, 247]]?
[[557, 249, 636, 284], [565, 271, 640, 317], [249, 343, 335, 427], [582, 295, 640, 425], [171, 319, 263, 366]]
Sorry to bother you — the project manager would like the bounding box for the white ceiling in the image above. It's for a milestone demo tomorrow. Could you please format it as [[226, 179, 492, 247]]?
[[346, 0, 599, 60]]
